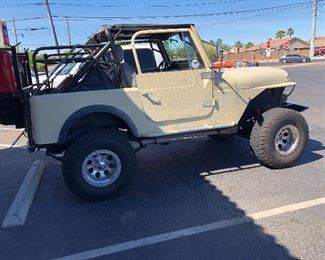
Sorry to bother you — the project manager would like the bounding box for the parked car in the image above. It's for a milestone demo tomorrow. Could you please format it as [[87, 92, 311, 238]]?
[[279, 54, 311, 63], [213, 60, 259, 69], [315, 48, 325, 56]]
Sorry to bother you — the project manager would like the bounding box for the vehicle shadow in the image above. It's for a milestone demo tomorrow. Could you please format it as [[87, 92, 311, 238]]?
[[0, 136, 323, 259], [295, 138, 325, 166]]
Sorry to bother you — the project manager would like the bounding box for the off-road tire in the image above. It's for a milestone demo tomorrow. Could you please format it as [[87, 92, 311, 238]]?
[[62, 129, 136, 200], [250, 108, 308, 169]]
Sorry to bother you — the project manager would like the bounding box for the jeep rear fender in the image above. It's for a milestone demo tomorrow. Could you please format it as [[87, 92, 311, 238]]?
[[58, 105, 139, 144]]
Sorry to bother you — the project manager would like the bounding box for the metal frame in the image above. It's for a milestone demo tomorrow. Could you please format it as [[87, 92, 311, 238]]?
[[31, 29, 122, 93], [9, 46, 35, 150]]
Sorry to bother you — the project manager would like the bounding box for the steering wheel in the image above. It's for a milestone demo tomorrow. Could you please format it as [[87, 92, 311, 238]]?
[[157, 60, 167, 70], [157, 60, 174, 71]]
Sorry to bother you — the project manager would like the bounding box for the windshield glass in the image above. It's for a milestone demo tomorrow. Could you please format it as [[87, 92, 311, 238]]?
[[59, 63, 75, 75], [162, 32, 203, 65]]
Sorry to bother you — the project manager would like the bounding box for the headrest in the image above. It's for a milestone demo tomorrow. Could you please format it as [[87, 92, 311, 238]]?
[[114, 45, 124, 63]]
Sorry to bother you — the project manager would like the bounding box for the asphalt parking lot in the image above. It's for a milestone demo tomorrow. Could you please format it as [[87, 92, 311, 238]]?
[[0, 63, 324, 260]]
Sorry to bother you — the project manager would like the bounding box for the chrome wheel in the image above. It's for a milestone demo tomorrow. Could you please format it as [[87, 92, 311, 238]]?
[[82, 149, 122, 187], [275, 125, 300, 156]]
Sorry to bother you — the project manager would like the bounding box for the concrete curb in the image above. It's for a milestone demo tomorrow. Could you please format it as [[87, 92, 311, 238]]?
[[1, 160, 46, 229]]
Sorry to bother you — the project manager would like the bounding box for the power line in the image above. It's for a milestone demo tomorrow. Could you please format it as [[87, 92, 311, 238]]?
[[5, 16, 46, 22], [45, 0, 256, 8], [197, 2, 316, 29], [54, 1, 319, 21], [3, 1, 322, 23], [0, 3, 39, 8], [16, 27, 49, 31], [0, 0, 261, 9]]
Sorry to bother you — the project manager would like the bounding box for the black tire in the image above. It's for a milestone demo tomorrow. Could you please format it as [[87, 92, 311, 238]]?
[[209, 134, 234, 141], [250, 108, 308, 169], [62, 129, 136, 200], [282, 59, 287, 63]]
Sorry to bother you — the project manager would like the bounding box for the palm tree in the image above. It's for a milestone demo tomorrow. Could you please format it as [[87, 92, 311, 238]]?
[[246, 42, 254, 48], [275, 30, 286, 39], [287, 28, 294, 37], [235, 41, 243, 53]]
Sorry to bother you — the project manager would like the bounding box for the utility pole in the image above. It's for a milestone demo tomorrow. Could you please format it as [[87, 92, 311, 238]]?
[[309, 0, 318, 58], [66, 17, 72, 45], [12, 17, 19, 52], [44, 0, 59, 53], [12, 17, 18, 45]]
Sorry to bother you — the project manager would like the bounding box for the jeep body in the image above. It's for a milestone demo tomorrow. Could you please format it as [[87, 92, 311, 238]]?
[[28, 25, 298, 146], [0, 24, 309, 199]]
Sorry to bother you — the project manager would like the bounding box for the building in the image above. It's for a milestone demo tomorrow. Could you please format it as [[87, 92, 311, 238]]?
[[0, 19, 10, 48], [315, 37, 325, 49], [245, 37, 310, 53]]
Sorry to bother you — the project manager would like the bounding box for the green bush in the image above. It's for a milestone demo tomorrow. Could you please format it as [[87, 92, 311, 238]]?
[[27, 51, 45, 72]]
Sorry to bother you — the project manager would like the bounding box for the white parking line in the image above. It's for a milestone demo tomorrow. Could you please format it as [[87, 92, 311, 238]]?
[[0, 128, 24, 131], [0, 144, 26, 149], [55, 197, 325, 260]]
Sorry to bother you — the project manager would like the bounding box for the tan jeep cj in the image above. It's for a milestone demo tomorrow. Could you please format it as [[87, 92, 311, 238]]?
[[0, 24, 309, 200]]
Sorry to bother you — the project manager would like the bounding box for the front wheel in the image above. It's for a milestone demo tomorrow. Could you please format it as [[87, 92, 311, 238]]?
[[250, 108, 309, 169], [62, 129, 136, 200]]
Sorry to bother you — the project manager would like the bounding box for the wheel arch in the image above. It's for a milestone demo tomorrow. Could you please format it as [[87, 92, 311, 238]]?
[[238, 88, 285, 137], [238, 87, 307, 137], [58, 105, 139, 144]]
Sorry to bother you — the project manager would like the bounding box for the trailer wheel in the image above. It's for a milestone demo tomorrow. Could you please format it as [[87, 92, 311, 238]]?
[[62, 129, 136, 200], [250, 108, 308, 169]]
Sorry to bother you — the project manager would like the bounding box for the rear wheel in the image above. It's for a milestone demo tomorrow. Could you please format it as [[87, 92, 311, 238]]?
[[302, 58, 307, 63], [250, 108, 308, 169], [62, 129, 136, 200]]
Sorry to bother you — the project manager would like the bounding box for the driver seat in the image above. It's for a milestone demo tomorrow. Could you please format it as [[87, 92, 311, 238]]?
[[114, 45, 137, 88]]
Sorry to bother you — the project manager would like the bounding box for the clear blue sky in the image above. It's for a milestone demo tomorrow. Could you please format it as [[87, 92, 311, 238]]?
[[1, 0, 324, 49]]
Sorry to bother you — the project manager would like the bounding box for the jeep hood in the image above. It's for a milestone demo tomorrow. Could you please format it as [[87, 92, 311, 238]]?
[[220, 67, 295, 90]]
